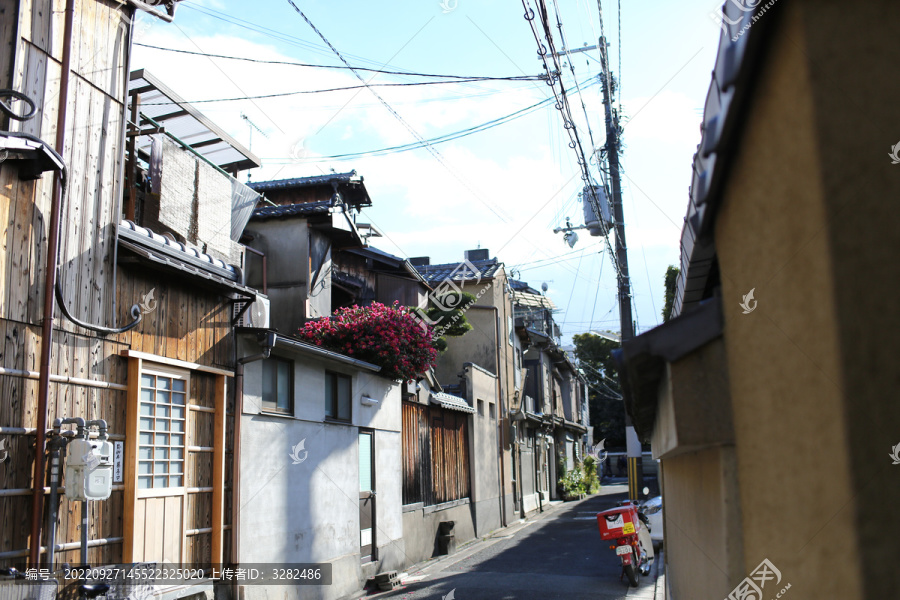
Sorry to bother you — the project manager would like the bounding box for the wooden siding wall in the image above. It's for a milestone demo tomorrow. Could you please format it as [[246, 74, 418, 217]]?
[[429, 408, 469, 505], [375, 273, 425, 308], [402, 401, 429, 505], [0, 264, 236, 568], [0, 0, 239, 570], [401, 401, 470, 506], [1, 0, 130, 334]]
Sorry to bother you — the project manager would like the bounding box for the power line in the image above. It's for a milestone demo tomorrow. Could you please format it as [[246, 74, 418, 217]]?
[[134, 42, 546, 82], [167, 22, 285, 134], [521, 0, 622, 289], [263, 76, 599, 163], [283, 1, 519, 225], [136, 77, 538, 106]]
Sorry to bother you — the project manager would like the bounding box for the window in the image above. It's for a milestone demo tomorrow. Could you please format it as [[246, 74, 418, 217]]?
[[325, 371, 352, 421], [401, 401, 471, 506], [262, 358, 293, 414], [138, 369, 187, 489], [489, 402, 496, 419], [477, 399, 485, 416]]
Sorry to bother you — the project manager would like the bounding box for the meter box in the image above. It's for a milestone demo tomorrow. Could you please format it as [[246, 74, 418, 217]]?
[[65, 437, 113, 501]]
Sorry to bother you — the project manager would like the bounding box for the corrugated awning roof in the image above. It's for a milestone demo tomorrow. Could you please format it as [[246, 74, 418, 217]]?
[[430, 391, 475, 414], [129, 69, 260, 173], [514, 291, 556, 310]]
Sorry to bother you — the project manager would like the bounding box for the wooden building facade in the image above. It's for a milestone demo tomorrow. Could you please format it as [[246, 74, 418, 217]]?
[[0, 0, 261, 577]]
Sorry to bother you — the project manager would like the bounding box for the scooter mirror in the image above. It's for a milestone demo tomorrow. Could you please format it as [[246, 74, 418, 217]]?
[[642, 486, 649, 496]]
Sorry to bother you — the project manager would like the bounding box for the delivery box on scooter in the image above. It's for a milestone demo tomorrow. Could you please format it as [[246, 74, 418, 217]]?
[[596, 505, 640, 541]]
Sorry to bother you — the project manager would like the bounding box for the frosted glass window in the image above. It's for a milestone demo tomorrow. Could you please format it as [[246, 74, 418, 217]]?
[[359, 432, 373, 492], [137, 370, 187, 489]]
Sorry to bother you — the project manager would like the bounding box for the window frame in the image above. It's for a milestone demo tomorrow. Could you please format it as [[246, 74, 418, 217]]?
[[261, 356, 294, 415], [324, 370, 353, 422], [136, 364, 189, 492]]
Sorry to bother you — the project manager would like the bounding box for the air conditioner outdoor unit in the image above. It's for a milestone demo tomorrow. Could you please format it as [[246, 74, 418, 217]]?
[[234, 296, 270, 329]]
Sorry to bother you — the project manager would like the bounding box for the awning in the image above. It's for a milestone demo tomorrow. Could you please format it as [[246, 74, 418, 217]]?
[[117, 221, 258, 299], [563, 420, 588, 434], [129, 69, 260, 173], [613, 295, 724, 440], [0, 132, 65, 179], [430, 392, 475, 414]]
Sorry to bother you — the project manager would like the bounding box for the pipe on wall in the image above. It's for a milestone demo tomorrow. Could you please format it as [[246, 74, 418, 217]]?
[[30, 0, 76, 568], [232, 336, 274, 566]]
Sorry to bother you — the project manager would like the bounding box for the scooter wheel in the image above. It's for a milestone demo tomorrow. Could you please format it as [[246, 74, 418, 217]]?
[[624, 559, 639, 587]]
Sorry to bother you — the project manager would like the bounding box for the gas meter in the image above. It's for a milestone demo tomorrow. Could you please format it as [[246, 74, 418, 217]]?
[[65, 437, 113, 501]]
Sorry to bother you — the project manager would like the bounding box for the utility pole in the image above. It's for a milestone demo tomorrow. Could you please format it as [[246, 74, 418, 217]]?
[[551, 35, 643, 501], [597, 36, 642, 502]]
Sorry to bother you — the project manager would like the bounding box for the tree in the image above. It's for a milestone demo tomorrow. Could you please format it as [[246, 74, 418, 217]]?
[[424, 290, 476, 352], [572, 333, 625, 449], [662, 265, 680, 323]]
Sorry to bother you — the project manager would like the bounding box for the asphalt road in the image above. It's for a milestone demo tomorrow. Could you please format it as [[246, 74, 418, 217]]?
[[374, 485, 659, 600]]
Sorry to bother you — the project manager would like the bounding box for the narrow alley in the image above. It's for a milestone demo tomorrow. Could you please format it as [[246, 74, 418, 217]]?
[[375, 486, 662, 600]]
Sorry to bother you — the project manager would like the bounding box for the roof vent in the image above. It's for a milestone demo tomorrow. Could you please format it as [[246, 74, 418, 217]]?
[[464, 249, 490, 262]]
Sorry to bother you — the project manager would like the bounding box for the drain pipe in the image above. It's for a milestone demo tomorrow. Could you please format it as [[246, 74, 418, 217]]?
[[232, 332, 276, 565], [30, 0, 75, 567], [81, 420, 108, 565], [45, 421, 77, 569]]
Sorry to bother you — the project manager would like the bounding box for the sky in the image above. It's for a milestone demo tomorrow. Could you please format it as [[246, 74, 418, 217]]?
[[131, 0, 726, 344]]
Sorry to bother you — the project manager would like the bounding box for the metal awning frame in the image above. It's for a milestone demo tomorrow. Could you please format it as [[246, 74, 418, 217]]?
[[129, 69, 260, 173]]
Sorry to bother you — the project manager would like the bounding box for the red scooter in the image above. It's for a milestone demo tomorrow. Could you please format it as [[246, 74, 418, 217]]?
[[596, 500, 653, 587]]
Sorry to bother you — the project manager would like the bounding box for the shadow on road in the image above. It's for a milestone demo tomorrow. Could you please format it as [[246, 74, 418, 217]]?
[[374, 485, 659, 600]]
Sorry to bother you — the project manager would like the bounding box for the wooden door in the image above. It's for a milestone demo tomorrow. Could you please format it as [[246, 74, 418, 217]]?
[[130, 365, 189, 563]]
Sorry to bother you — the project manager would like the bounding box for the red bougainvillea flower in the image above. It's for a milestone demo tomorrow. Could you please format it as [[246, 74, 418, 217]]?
[[296, 302, 439, 381]]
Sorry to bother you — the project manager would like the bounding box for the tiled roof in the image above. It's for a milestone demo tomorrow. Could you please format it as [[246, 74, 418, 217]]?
[[674, 2, 771, 317], [416, 258, 503, 284], [430, 391, 475, 414], [119, 220, 237, 279], [247, 171, 361, 192], [250, 200, 332, 221]]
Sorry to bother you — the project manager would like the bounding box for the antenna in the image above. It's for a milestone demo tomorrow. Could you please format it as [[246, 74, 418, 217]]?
[[240, 113, 268, 152]]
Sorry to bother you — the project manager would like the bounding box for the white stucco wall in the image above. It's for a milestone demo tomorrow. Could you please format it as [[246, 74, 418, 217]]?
[[237, 338, 402, 599]]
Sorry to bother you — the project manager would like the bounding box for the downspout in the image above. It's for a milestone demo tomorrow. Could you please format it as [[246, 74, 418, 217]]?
[[232, 333, 276, 566], [30, 0, 75, 567]]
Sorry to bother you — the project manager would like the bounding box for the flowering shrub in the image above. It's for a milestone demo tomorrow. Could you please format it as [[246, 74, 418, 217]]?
[[297, 302, 439, 381]]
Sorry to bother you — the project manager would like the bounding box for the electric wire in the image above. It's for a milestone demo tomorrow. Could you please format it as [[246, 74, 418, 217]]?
[[283, 0, 522, 225], [136, 77, 537, 106], [522, 0, 625, 318], [264, 76, 599, 163], [134, 42, 546, 82]]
